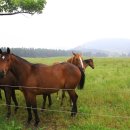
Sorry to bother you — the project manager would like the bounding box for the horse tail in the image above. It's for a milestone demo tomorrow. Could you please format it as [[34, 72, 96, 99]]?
[[78, 67, 85, 89]]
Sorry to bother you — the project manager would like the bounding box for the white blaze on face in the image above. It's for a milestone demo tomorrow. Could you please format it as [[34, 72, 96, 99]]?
[[2, 56, 5, 60], [79, 57, 84, 69]]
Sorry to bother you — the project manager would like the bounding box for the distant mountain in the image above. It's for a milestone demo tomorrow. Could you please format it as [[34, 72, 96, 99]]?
[[73, 39, 130, 57], [74, 39, 130, 53]]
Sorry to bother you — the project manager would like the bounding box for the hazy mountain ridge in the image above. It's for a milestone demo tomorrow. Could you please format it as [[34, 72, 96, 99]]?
[[74, 39, 130, 56]]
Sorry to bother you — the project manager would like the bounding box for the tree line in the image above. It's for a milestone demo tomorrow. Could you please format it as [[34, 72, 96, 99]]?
[[1, 47, 110, 57]]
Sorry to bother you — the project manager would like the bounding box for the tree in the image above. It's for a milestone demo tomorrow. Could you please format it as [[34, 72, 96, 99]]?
[[0, 0, 46, 15]]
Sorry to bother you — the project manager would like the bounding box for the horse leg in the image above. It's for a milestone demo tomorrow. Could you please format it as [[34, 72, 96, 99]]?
[[11, 89, 19, 113], [48, 94, 52, 107], [4, 87, 12, 118], [60, 90, 66, 106], [0, 89, 2, 100], [67, 90, 78, 117], [31, 95, 40, 127], [41, 94, 47, 111], [24, 93, 32, 124]]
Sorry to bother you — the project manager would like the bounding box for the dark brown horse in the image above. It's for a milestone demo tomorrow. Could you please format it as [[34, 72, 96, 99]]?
[[83, 59, 94, 69], [0, 72, 19, 116], [0, 48, 85, 126]]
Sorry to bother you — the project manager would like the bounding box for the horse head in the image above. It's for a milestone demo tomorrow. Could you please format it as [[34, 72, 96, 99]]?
[[0, 48, 11, 78], [84, 59, 94, 69], [72, 52, 84, 70]]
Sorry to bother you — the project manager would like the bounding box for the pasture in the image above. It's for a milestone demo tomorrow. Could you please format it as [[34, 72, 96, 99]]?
[[0, 57, 130, 130]]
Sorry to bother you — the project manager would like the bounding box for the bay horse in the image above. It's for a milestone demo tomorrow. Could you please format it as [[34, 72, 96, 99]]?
[[0, 48, 85, 126], [0, 71, 19, 117], [60, 58, 95, 106], [41, 52, 85, 109]]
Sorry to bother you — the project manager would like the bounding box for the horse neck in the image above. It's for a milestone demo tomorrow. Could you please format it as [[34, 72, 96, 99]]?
[[83, 60, 90, 68], [67, 57, 73, 64], [84, 63, 88, 68], [10, 54, 31, 83]]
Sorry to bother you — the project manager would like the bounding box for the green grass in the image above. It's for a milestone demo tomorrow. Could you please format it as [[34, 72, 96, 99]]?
[[0, 57, 130, 130]]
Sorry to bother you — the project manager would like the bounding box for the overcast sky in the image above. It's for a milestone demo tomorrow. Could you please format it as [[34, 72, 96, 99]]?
[[0, 0, 130, 50]]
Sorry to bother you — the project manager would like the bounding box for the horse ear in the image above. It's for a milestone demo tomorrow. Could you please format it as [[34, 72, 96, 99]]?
[[7, 48, 10, 54], [72, 52, 76, 56], [0, 49, 2, 54]]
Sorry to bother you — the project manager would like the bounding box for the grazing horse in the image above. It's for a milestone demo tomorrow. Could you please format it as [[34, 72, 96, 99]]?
[[0, 72, 19, 116], [41, 52, 85, 109], [0, 48, 85, 126]]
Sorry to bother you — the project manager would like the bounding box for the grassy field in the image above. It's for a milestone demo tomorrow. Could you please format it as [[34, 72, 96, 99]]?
[[0, 57, 130, 130]]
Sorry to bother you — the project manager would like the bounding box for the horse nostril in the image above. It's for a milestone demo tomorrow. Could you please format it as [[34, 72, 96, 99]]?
[[0, 71, 4, 78]]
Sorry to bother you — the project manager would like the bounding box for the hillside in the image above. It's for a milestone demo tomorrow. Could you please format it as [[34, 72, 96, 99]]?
[[74, 39, 130, 56]]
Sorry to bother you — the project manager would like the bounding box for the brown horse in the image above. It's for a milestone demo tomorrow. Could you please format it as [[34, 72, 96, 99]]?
[[60, 58, 95, 106], [41, 52, 85, 109], [0, 48, 85, 126], [60, 52, 85, 105]]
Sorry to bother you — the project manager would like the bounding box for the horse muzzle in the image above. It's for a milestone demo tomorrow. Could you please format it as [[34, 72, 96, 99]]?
[[0, 70, 7, 78], [0, 70, 5, 78], [92, 66, 95, 69]]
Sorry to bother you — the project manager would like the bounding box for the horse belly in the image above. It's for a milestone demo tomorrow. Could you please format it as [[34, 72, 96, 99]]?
[[25, 75, 64, 95]]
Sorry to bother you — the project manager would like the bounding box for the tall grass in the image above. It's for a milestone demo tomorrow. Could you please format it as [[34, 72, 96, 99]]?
[[0, 57, 130, 130]]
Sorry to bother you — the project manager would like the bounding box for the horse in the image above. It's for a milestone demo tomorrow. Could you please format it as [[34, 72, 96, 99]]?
[[0, 48, 85, 126], [41, 52, 85, 109], [60, 58, 95, 106], [83, 59, 94, 69], [0, 71, 19, 116]]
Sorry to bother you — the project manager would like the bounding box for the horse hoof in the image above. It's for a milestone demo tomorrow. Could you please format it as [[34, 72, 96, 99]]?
[[27, 117, 32, 124], [34, 121, 40, 127], [71, 112, 76, 117]]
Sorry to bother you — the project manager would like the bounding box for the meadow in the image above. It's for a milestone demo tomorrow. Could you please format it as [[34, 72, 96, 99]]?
[[0, 57, 130, 130]]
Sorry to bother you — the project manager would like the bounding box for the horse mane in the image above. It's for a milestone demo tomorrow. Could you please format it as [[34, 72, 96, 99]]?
[[67, 57, 73, 63], [12, 54, 32, 65]]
